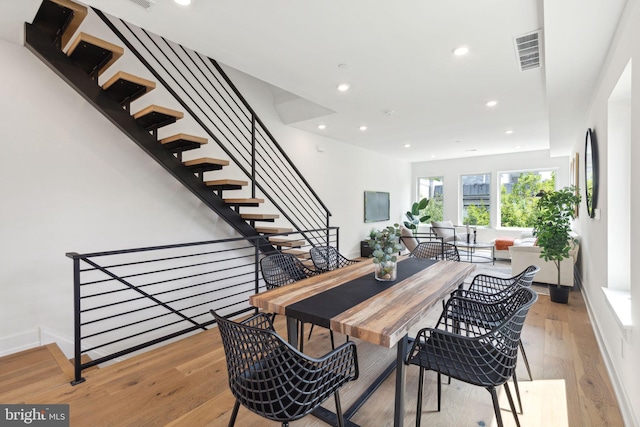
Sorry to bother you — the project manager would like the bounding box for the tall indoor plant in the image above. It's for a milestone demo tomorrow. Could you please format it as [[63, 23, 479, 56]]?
[[532, 186, 581, 303]]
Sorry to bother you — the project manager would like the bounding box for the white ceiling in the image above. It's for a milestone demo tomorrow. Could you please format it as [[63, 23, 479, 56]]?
[[1, 0, 629, 162]]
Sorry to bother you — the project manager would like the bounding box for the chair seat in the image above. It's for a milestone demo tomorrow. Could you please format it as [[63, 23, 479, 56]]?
[[408, 336, 510, 388], [235, 351, 346, 421]]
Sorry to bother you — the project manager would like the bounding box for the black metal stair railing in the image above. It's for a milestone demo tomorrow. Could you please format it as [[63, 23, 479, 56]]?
[[94, 9, 332, 246], [67, 227, 341, 385]]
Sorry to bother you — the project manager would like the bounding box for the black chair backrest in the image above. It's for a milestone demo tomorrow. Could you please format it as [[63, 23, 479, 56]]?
[[212, 310, 359, 423], [260, 253, 315, 290], [439, 286, 537, 336], [409, 241, 460, 261], [309, 246, 358, 272], [468, 264, 540, 298]]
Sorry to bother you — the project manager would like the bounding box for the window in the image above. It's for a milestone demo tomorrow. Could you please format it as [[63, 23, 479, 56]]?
[[461, 174, 490, 226], [417, 177, 443, 221], [499, 170, 555, 227]]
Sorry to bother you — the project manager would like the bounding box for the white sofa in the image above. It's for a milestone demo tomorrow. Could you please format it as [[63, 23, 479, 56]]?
[[509, 232, 579, 287]]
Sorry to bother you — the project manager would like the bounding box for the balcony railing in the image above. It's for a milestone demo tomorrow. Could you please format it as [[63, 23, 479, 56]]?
[[67, 228, 340, 385]]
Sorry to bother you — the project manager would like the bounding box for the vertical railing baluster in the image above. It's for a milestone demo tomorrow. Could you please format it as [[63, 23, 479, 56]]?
[[68, 253, 86, 385], [251, 115, 256, 199]]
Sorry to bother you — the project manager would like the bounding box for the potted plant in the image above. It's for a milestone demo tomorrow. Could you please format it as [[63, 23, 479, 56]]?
[[532, 186, 581, 303], [367, 224, 403, 281], [404, 198, 431, 236]]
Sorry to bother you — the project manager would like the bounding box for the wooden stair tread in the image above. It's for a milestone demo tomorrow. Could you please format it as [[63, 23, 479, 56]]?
[[283, 248, 310, 259], [102, 71, 156, 106], [256, 226, 293, 234], [269, 237, 305, 247], [66, 32, 124, 77], [205, 179, 247, 191], [133, 105, 184, 131], [184, 157, 229, 167], [205, 179, 247, 186], [32, 0, 88, 48], [50, 0, 87, 47], [240, 213, 279, 220], [224, 198, 264, 207], [45, 343, 74, 382], [159, 133, 208, 153], [184, 157, 229, 173]]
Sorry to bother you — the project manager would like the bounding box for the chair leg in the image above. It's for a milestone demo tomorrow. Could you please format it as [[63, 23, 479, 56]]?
[[488, 387, 504, 427], [334, 391, 345, 427], [503, 382, 521, 427], [416, 368, 425, 427], [512, 370, 523, 414], [330, 330, 335, 350], [437, 372, 442, 412], [519, 340, 533, 381], [307, 323, 315, 340], [228, 400, 240, 427]]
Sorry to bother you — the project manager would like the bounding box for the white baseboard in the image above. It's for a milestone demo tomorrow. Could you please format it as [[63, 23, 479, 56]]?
[[0, 329, 41, 357], [0, 327, 75, 359], [581, 287, 638, 427]]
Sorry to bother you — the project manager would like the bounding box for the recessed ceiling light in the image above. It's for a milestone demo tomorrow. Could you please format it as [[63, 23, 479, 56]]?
[[337, 83, 350, 92], [174, 0, 191, 5], [431, 154, 436, 158], [359, 125, 367, 131], [404, 144, 411, 148], [453, 46, 469, 56], [486, 100, 498, 107], [318, 124, 326, 130], [505, 130, 513, 134]]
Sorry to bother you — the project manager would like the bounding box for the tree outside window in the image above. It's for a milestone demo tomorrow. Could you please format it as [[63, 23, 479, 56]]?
[[417, 177, 443, 221], [500, 170, 555, 227], [461, 174, 490, 226]]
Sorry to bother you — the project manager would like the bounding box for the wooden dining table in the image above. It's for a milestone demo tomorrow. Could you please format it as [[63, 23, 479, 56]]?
[[249, 256, 475, 427]]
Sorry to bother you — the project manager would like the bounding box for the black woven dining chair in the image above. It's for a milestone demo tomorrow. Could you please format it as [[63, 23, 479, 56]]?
[[259, 252, 333, 351], [260, 252, 319, 291], [405, 287, 538, 427], [409, 241, 460, 261], [309, 246, 359, 272], [212, 310, 359, 427], [451, 265, 540, 382]]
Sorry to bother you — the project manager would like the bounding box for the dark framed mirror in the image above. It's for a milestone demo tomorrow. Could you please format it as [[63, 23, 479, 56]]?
[[584, 128, 598, 218]]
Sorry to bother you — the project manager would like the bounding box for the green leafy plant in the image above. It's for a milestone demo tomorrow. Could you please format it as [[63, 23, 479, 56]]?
[[367, 224, 403, 279], [367, 224, 403, 265], [532, 186, 581, 288], [403, 198, 431, 235]]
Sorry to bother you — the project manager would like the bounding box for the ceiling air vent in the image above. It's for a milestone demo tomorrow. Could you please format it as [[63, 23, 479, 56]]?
[[128, 0, 156, 10], [514, 30, 542, 71]]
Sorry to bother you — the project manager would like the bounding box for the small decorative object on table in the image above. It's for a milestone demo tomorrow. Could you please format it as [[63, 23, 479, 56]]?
[[367, 224, 403, 281]]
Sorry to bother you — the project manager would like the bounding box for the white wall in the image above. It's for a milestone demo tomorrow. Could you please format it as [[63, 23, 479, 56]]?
[[570, 0, 640, 425], [0, 37, 410, 356]]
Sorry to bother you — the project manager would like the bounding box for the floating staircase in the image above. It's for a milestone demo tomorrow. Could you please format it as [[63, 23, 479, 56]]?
[[24, 0, 307, 255]]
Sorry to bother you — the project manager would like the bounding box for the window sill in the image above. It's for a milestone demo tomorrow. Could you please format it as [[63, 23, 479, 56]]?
[[601, 287, 632, 336]]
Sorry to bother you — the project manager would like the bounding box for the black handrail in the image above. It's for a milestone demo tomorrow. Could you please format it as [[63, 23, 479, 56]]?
[[67, 228, 341, 385]]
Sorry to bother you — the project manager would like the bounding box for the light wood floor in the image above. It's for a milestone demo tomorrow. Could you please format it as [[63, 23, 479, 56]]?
[[0, 287, 624, 427]]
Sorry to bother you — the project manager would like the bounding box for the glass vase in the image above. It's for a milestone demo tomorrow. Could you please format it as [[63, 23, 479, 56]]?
[[374, 261, 397, 281]]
